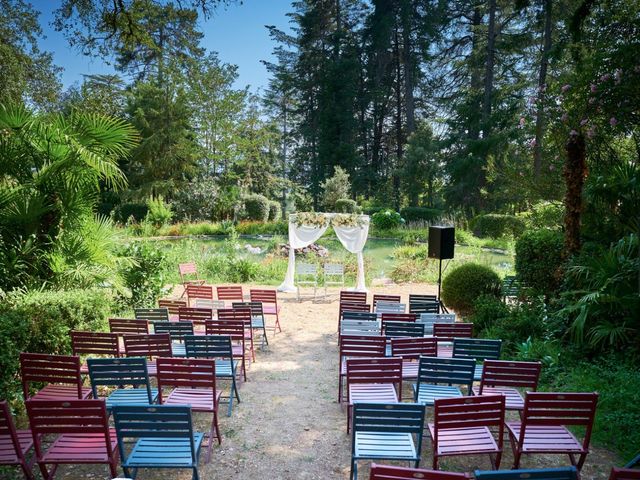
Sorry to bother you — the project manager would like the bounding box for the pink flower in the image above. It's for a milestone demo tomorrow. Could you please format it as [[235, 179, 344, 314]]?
[[519, 117, 526, 127], [528, 96, 537, 105], [528, 138, 537, 148], [610, 117, 618, 127], [590, 84, 597, 93], [570, 130, 579, 136], [599, 73, 611, 82], [580, 118, 588, 126], [561, 84, 571, 92]]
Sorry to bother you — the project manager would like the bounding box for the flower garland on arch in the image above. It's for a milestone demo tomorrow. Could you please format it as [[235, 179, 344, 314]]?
[[291, 212, 368, 228]]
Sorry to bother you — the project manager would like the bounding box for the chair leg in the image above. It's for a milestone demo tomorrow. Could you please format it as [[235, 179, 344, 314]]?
[[109, 459, 118, 478], [38, 462, 58, 480], [275, 311, 282, 333], [20, 461, 35, 480], [432, 452, 439, 470], [350, 458, 357, 480], [192, 466, 199, 480], [346, 404, 351, 434]]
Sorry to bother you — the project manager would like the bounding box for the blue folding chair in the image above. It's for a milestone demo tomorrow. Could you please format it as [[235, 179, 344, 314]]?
[[413, 356, 475, 406], [113, 405, 203, 480], [474, 467, 578, 479], [87, 357, 158, 411], [153, 321, 194, 357], [452, 337, 502, 381]]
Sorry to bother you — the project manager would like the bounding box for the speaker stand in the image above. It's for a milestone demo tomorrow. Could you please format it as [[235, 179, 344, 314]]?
[[436, 258, 450, 314]]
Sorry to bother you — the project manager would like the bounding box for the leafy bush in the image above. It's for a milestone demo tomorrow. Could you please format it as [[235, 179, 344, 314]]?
[[362, 206, 385, 216], [515, 229, 564, 295], [470, 294, 510, 334], [400, 207, 441, 222], [371, 209, 404, 230], [0, 289, 112, 403], [391, 244, 429, 260], [146, 196, 173, 227], [472, 214, 526, 239], [518, 201, 564, 230], [171, 178, 218, 221], [321, 166, 351, 210], [454, 228, 479, 246], [235, 220, 288, 235], [268, 201, 282, 221], [118, 242, 169, 308], [242, 194, 270, 222], [441, 263, 501, 316], [114, 203, 148, 223], [335, 198, 360, 213]]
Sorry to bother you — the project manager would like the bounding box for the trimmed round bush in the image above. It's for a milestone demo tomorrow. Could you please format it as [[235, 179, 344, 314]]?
[[335, 198, 360, 213], [268, 201, 282, 221], [472, 214, 526, 238], [113, 203, 148, 223], [243, 194, 270, 222], [372, 209, 404, 230], [400, 207, 442, 223], [441, 263, 501, 317], [515, 229, 564, 295]]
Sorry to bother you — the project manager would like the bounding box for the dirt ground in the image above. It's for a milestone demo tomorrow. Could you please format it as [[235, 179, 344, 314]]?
[[53, 283, 619, 480]]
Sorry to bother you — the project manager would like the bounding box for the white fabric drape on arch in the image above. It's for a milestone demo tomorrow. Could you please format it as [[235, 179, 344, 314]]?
[[333, 222, 369, 291]]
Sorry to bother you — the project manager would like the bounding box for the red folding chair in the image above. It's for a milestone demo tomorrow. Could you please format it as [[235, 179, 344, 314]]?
[[178, 307, 214, 332], [218, 307, 255, 362], [372, 294, 401, 307], [369, 463, 469, 480], [506, 392, 598, 470], [205, 319, 248, 381], [433, 323, 473, 357], [338, 335, 386, 402], [340, 291, 367, 304], [70, 331, 120, 374], [429, 394, 506, 470], [346, 358, 402, 433], [217, 285, 244, 302], [610, 468, 640, 479], [472, 360, 542, 412], [390, 336, 438, 382], [20, 353, 91, 401], [26, 399, 118, 479], [381, 313, 418, 325], [158, 298, 188, 319], [186, 284, 215, 307], [108, 317, 150, 354], [123, 333, 172, 377], [250, 289, 282, 333], [157, 357, 222, 463], [178, 262, 205, 296], [0, 401, 35, 479]]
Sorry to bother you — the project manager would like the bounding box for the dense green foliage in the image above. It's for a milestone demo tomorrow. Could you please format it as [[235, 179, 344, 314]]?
[[334, 199, 359, 214], [371, 210, 404, 230], [400, 207, 442, 223], [267, 201, 282, 221], [472, 214, 526, 239], [242, 194, 270, 222], [145, 196, 173, 227], [118, 242, 169, 308], [441, 263, 501, 316], [515, 229, 565, 294], [114, 203, 149, 223]]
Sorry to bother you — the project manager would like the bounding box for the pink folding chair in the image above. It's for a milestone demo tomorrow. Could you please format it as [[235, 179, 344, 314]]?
[[0, 401, 35, 479], [250, 289, 282, 333], [370, 463, 469, 479], [20, 353, 91, 401], [217, 285, 244, 302], [186, 284, 215, 307]]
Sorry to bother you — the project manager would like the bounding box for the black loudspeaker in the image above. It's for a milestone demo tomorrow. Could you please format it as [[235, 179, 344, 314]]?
[[428, 226, 455, 260]]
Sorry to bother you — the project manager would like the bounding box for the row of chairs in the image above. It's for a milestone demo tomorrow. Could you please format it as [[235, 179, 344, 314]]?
[[339, 312, 466, 339], [339, 291, 442, 314], [296, 262, 347, 300]]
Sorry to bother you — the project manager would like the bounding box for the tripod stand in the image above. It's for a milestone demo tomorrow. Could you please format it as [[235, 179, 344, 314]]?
[[436, 257, 450, 314]]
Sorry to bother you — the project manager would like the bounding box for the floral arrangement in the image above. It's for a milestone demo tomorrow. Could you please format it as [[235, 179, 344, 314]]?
[[331, 213, 367, 228], [291, 212, 368, 228], [291, 212, 330, 228]]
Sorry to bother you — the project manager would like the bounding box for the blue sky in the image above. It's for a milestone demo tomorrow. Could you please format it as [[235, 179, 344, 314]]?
[[32, 0, 294, 92]]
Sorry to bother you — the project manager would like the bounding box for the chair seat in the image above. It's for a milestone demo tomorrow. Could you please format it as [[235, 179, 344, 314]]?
[[353, 432, 417, 460], [164, 388, 223, 412], [263, 305, 281, 315], [30, 385, 92, 401], [215, 360, 238, 377], [147, 361, 157, 377], [472, 386, 524, 410], [251, 316, 265, 328], [40, 429, 118, 463], [105, 388, 159, 410], [413, 384, 463, 406], [0, 430, 33, 463], [171, 343, 186, 357], [438, 345, 453, 357], [427, 424, 499, 456], [123, 434, 204, 468], [231, 345, 245, 357], [401, 361, 419, 380], [349, 384, 398, 405], [506, 423, 585, 453]]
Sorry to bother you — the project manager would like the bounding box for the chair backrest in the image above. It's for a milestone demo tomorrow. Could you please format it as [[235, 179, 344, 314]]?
[[71, 331, 120, 357], [352, 403, 425, 444], [475, 467, 578, 480], [193, 298, 226, 310], [186, 284, 214, 301], [409, 300, 440, 314], [158, 298, 188, 315], [156, 357, 216, 407], [153, 321, 194, 340], [409, 294, 438, 303], [340, 319, 381, 337], [346, 358, 402, 391], [217, 285, 244, 301], [479, 360, 542, 392], [340, 291, 367, 304], [342, 311, 378, 322], [134, 308, 169, 322], [383, 321, 425, 338], [109, 317, 149, 336], [205, 319, 246, 342], [87, 357, 153, 398], [296, 263, 317, 276], [415, 357, 475, 395], [609, 468, 640, 480], [218, 307, 252, 328], [232, 301, 264, 318], [370, 463, 468, 480], [418, 313, 455, 335], [123, 333, 172, 358], [340, 303, 372, 321], [433, 395, 505, 440], [520, 392, 598, 450], [185, 334, 233, 359], [374, 302, 407, 314], [380, 313, 417, 323], [373, 294, 401, 306], [0, 400, 27, 462], [391, 337, 438, 359], [433, 322, 473, 341], [250, 289, 278, 306], [113, 405, 197, 465], [453, 338, 502, 362], [179, 262, 199, 279], [20, 352, 83, 400], [324, 263, 344, 275], [339, 335, 386, 359], [177, 307, 213, 328]]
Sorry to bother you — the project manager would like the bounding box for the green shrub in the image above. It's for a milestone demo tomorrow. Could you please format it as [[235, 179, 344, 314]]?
[[454, 228, 480, 246], [335, 198, 360, 213], [242, 194, 270, 222], [362, 206, 385, 216], [470, 294, 510, 334], [146, 195, 173, 227], [0, 289, 112, 403], [400, 207, 441, 222], [114, 203, 148, 223], [372, 209, 404, 230], [518, 202, 564, 230], [472, 214, 526, 239], [441, 263, 501, 317], [118, 242, 169, 308], [515, 229, 564, 295], [171, 178, 218, 221], [235, 220, 288, 235], [268, 201, 282, 221]]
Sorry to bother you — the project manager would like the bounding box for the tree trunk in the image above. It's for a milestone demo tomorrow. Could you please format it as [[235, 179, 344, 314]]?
[[534, 0, 553, 177], [564, 133, 587, 255], [481, 0, 497, 134], [400, 0, 415, 136], [394, 26, 403, 211]]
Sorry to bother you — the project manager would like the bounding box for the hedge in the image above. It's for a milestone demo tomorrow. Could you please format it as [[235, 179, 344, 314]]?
[[515, 229, 565, 295], [441, 263, 501, 317], [472, 213, 526, 239], [268, 201, 282, 221], [335, 198, 360, 213], [113, 202, 148, 223], [243, 194, 270, 222], [400, 207, 442, 222]]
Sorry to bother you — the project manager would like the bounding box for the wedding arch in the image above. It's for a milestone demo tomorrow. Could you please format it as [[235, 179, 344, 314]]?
[[277, 212, 370, 293]]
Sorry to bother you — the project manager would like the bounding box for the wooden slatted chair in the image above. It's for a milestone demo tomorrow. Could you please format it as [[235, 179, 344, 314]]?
[[341, 311, 378, 334], [26, 399, 118, 480], [452, 338, 502, 381], [370, 463, 469, 480], [339, 302, 372, 326], [233, 301, 269, 348], [340, 318, 382, 337], [205, 319, 248, 381], [113, 404, 203, 480], [346, 358, 403, 433], [158, 298, 188, 319], [338, 335, 386, 402], [185, 284, 215, 307], [350, 403, 426, 480], [179, 262, 205, 290], [324, 263, 345, 296], [250, 289, 282, 333], [87, 357, 158, 411], [375, 302, 407, 315], [0, 401, 34, 480], [70, 331, 120, 374], [372, 294, 401, 306], [109, 318, 150, 355], [134, 307, 169, 322], [383, 321, 425, 339], [610, 468, 640, 479], [413, 357, 475, 407], [474, 467, 578, 479], [472, 360, 542, 412], [433, 323, 473, 357], [341, 290, 367, 304], [178, 307, 213, 332], [380, 313, 417, 324], [20, 353, 91, 401], [153, 321, 194, 357], [185, 335, 240, 416], [218, 307, 255, 362], [122, 333, 172, 377], [506, 392, 598, 471], [217, 285, 244, 302], [409, 294, 440, 314], [390, 337, 438, 382], [157, 357, 222, 463], [418, 313, 455, 336], [429, 395, 506, 470]]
